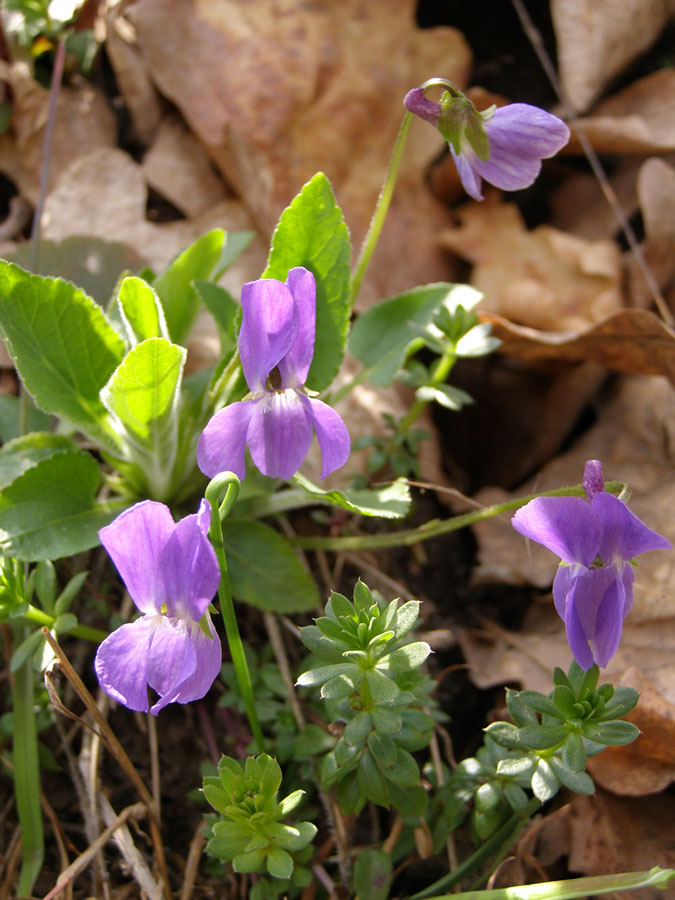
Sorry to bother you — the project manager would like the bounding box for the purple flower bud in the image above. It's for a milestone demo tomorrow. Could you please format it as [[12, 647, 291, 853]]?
[[404, 87, 570, 201], [512, 461, 670, 668], [197, 268, 350, 481], [95, 499, 221, 714]]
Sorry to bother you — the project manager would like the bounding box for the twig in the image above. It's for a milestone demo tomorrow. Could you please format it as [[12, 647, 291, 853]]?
[[510, 0, 673, 327], [264, 610, 305, 730], [180, 820, 206, 900], [148, 714, 162, 824], [41, 803, 147, 900]]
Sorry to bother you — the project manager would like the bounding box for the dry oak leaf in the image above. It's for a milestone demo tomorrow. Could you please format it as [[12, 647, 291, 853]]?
[[129, 0, 472, 307], [141, 114, 230, 219], [439, 197, 623, 331], [0, 61, 116, 206], [568, 69, 675, 155], [627, 157, 675, 309], [520, 791, 675, 900], [551, 0, 675, 113], [586, 667, 675, 795], [483, 308, 675, 383]]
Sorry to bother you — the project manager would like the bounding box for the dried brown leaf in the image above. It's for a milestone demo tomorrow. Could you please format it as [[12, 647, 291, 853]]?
[[0, 62, 116, 205], [439, 197, 623, 331], [484, 308, 675, 382], [141, 114, 229, 218], [627, 158, 675, 309], [568, 70, 675, 155], [552, 0, 675, 113], [130, 0, 473, 306], [587, 667, 675, 795]]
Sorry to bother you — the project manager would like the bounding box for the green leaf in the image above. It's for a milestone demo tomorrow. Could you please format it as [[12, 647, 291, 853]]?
[[383, 641, 431, 673], [153, 229, 225, 345], [115, 276, 169, 344], [352, 848, 393, 900], [296, 663, 355, 688], [367, 732, 396, 768], [0, 450, 127, 560], [562, 732, 587, 772], [263, 172, 351, 391], [518, 724, 568, 750], [0, 433, 77, 489], [344, 711, 372, 748], [292, 472, 411, 519], [349, 283, 481, 387], [531, 759, 559, 802], [548, 757, 595, 795], [365, 668, 399, 705], [415, 384, 473, 411], [222, 520, 319, 612], [503, 782, 529, 813], [599, 687, 639, 720], [583, 720, 640, 746], [485, 721, 522, 749], [214, 230, 256, 279], [496, 756, 534, 778], [0, 261, 125, 448], [475, 781, 502, 812], [358, 751, 390, 807], [6, 236, 147, 305], [193, 280, 239, 353], [519, 690, 564, 719], [387, 781, 428, 816], [10, 628, 44, 673], [100, 338, 186, 493], [0, 395, 51, 443], [233, 848, 266, 874], [380, 747, 420, 787]]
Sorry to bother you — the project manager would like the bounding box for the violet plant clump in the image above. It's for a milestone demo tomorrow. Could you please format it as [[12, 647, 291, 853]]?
[[512, 460, 671, 669], [95, 498, 222, 714], [404, 81, 570, 201], [198, 267, 350, 482]]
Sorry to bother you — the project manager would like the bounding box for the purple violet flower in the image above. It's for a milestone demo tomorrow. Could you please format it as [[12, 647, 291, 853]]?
[[511, 460, 671, 669], [95, 499, 221, 714], [404, 87, 570, 202], [197, 267, 350, 481]]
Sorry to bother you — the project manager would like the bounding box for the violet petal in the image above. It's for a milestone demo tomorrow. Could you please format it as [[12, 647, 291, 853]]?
[[197, 400, 256, 480], [99, 501, 174, 614], [582, 459, 605, 500], [511, 496, 601, 566], [302, 395, 351, 478], [151, 616, 222, 713], [592, 575, 625, 667], [239, 278, 296, 392], [450, 146, 484, 201], [145, 616, 197, 711], [278, 267, 316, 388], [565, 595, 594, 671], [403, 87, 442, 126], [246, 390, 313, 479], [161, 499, 219, 621], [94, 616, 158, 712], [471, 104, 569, 192], [552, 565, 573, 620], [592, 492, 671, 563]]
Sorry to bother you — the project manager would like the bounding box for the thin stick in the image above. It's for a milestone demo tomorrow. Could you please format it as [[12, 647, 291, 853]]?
[[264, 611, 305, 730], [510, 0, 673, 327], [41, 804, 147, 900], [148, 714, 162, 824], [180, 823, 206, 900]]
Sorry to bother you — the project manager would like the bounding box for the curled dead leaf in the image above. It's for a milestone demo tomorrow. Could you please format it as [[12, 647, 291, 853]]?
[[439, 197, 623, 331], [484, 308, 675, 382], [568, 69, 675, 155], [627, 158, 675, 309], [551, 0, 675, 113]]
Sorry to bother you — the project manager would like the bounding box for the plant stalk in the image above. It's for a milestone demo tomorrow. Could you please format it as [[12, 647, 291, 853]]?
[[205, 474, 265, 752]]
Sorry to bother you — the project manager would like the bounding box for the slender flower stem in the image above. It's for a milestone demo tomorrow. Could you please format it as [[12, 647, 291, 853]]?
[[288, 482, 626, 552], [12, 627, 44, 897], [418, 866, 675, 900], [205, 473, 265, 753], [350, 111, 413, 307], [398, 346, 457, 436]]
